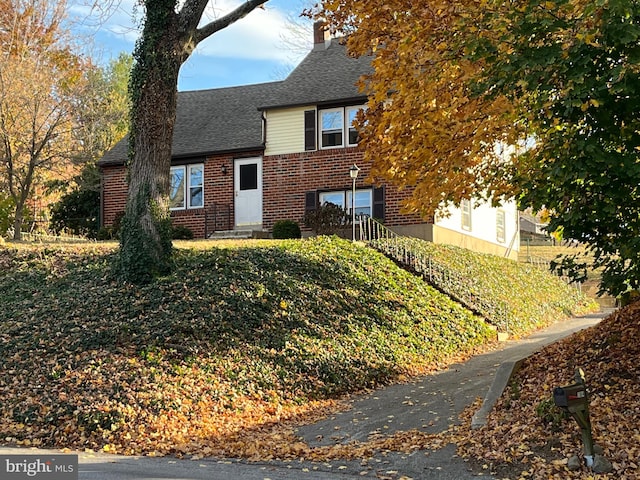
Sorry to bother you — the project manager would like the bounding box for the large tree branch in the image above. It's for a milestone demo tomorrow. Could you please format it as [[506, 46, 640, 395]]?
[[193, 0, 269, 45], [178, 0, 209, 33]]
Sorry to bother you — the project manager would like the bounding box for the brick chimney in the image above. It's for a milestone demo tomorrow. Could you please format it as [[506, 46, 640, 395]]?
[[313, 20, 330, 50]]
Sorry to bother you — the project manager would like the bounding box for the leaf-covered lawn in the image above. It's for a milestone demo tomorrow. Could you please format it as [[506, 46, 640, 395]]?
[[0, 236, 595, 458], [458, 304, 640, 479]]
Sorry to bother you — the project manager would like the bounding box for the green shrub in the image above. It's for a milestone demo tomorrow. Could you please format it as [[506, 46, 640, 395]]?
[[96, 227, 114, 241], [171, 224, 194, 240], [272, 220, 301, 239], [49, 188, 100, 238]]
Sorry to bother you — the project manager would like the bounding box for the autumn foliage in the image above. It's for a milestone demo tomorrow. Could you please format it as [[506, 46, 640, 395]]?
[[0, 0, 89, 239], [316, 0, 640, 296], [313, 1, 520, 217], [0, 238, 490, 456], [459, 302, 640, 479], [0, 237, 591, 460]]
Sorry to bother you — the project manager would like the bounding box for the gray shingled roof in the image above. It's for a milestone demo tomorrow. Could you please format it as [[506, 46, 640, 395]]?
[[99, 40, 371, 166], [99, 82, 280, 165], [259, 39, 372, 110]]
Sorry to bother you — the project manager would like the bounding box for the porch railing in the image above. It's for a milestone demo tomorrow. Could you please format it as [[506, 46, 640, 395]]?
[[358, 216, 510, 332], [204, 203, 232, 238]]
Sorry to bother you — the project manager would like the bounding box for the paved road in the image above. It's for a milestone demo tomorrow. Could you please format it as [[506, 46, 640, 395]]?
[[1, 310, 611, 480]]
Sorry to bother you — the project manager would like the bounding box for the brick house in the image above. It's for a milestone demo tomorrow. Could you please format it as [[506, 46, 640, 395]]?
[[99, 24, 519, 259]]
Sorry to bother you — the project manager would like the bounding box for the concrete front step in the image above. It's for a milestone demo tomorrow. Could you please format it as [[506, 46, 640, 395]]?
[[208, 230, 253, 239], [208, 229, 270, 240]]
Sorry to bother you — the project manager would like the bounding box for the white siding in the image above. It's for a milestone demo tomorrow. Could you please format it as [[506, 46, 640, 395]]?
[[435, 198, 520, 252], [264, 106, 313, 155]]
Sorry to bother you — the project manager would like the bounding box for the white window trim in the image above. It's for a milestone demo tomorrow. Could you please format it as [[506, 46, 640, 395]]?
[[319, 107, 344, 149], [170, 166, 186, 211], [461, 199, 472, 231], [319, 105, 366, 149], [187, 164, 204, 209], [170, 163, 204, 211], [496, 209, 506, 243]]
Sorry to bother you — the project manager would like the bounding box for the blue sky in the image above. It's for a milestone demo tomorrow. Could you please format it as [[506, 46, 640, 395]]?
[[69, 0, 314, 91]]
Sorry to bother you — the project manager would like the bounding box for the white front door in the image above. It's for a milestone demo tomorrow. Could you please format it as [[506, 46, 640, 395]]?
[[234, 157, 263, 228]]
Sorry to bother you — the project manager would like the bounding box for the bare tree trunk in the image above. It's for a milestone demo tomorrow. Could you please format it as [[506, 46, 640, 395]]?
[[10, 164, 34, 241], [12, 209, 23, 241]]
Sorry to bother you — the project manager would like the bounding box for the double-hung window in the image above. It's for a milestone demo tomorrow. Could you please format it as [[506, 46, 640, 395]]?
[[461, 199, 472, 231], [320, 108, 344, 148], [170, 164, 204, 210], [496, 210, 506, 243], [319, 189, 373, 217], [318, 105, 365, 149]]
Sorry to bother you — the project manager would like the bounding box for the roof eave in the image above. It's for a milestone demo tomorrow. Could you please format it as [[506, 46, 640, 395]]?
[[98, 145, 266, 168], [258, 95, 368, 112]]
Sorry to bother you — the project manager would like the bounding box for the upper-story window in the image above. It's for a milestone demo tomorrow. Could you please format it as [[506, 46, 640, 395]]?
[[318, 105, 365, 149], [320, 108, 344, 148], [170, 163, 204, 210]]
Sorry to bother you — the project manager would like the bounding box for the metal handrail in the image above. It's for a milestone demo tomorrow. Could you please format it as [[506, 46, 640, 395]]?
[[204, 203, 232, 238], [358, 216, 510, 332], [525, 255, 582, 292]]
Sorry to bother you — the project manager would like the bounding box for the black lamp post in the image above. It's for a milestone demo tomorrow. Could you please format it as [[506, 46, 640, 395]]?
[[349, 164, 360, 242]]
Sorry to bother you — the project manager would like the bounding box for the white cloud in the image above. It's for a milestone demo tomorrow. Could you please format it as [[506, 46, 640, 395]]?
[[194, 0, 309, 64], [68, 0, 141, 44], [69, 0, 311, 64]]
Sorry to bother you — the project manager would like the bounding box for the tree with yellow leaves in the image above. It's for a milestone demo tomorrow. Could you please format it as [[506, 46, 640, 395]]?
[[311, 1, 521, 218], [316, 0, 640, 296], [0, 0, 89, 240]]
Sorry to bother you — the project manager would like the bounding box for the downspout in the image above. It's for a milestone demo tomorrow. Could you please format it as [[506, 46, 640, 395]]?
[[504, 212, 520, 258], [99, 167, 105, 230]]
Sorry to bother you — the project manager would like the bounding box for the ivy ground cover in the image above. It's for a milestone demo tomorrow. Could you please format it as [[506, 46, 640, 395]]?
[[389, 238, 597, 336], [0, 236, 593, 458]]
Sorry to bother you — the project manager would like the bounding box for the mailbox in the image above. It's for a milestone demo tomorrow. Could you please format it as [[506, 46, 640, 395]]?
[[553, 368, 597, 467], [553, 383, 588, 412]]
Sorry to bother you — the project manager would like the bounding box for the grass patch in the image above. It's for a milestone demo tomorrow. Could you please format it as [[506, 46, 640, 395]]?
[[0, 236, 595, 456]]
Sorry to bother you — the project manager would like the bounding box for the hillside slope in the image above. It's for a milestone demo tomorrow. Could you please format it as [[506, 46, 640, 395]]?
[[379, 237, 596, 336], [0, 236, 594, 456]]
